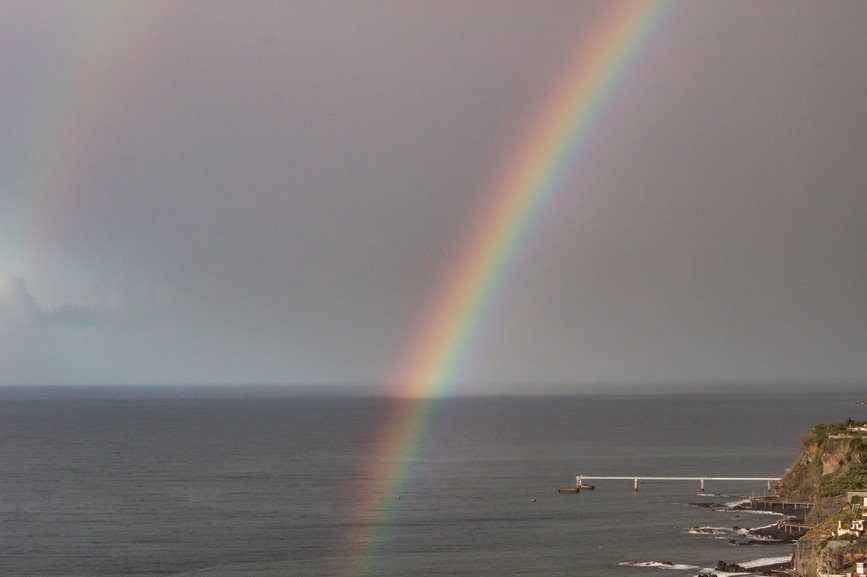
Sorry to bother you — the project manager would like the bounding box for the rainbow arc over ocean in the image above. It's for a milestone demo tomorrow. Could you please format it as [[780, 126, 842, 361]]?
[[3, 2, 673, 573], [339, 1, 673, 575]]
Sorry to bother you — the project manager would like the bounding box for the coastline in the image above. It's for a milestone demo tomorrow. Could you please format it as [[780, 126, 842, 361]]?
[[700, 556, 794, 576], [685, 499, 801, 575]]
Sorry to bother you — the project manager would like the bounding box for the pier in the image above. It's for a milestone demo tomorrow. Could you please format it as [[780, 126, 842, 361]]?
[[750, 496, 813, 517], [572, 475, 780, 492], [776, 519, 814, 534]]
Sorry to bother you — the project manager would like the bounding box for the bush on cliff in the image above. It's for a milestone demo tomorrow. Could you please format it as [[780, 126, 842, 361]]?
[[819, 463, 867, 497], [787, 420, 867, 577], [777, 421, 867, 502]]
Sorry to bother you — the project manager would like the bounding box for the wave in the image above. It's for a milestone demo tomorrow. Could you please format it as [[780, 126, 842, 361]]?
[[620, 561, 700, 570], [697, 554, 793, 576], [711, 498, 783, 516], [688, 526, 727, 535], [731, 524, 777, 540], [686, 522, 785, 545], [739, 555, 793, 568], [737, 509, 784, 516]]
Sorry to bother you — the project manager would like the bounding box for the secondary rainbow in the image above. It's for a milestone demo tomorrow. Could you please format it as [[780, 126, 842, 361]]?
[[339, 1, 673, 575], [1, 3, 163, 290]]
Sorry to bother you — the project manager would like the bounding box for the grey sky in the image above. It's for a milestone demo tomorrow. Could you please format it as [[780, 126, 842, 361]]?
[[1, 1, 866, 392]]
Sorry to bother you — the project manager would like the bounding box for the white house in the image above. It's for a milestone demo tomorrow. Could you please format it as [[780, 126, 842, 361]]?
[[838, 519, 866, 537]]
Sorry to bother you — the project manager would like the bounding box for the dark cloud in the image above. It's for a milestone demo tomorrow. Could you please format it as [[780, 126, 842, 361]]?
[[45, 304, 106, 328], [0, 272, 43, 330]]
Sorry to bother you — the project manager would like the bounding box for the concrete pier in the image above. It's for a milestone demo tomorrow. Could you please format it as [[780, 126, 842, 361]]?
[[573, 475, 780, 492], [750, 496, 812, 517]]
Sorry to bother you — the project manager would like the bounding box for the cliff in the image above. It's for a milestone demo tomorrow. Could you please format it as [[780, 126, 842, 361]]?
[[777, 420, 867, 576]]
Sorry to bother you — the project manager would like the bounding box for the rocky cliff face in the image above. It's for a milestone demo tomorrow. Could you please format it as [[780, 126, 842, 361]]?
[[793, 539, 820, 577], [778, 420, 867, 576]]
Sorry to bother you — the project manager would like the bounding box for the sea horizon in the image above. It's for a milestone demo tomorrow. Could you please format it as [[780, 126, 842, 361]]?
[[3, 387, 865, 575], [1, 381, 863, 400]]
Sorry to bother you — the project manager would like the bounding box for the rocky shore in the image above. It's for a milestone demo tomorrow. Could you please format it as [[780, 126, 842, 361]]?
[[639, 419, 867, 576], [681, 498, 804, 575], [697, 557, 793, 577], [687, 501, 808, 545], [762, 419, 867, 576]]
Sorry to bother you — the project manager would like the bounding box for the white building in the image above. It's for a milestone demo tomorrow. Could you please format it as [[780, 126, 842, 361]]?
[[837, 519, 866, 537]]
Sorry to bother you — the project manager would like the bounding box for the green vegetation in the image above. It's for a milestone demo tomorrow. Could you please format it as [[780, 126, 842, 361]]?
[[784, 419, 867, 577], [780, 420, 867, 499], [819, 464, 867, 497], [810, 419, 867, 440], [801, 421, 867, 497]]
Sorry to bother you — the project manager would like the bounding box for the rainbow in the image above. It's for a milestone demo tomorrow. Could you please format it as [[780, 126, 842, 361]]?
[[339, 1, 673, 574], [396, 0, 672, 399], [2, 4, 159, 277]]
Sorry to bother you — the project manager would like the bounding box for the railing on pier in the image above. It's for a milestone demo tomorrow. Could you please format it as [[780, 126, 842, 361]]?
[[751, 496, 813, 512], [575, 475, 780, 492]]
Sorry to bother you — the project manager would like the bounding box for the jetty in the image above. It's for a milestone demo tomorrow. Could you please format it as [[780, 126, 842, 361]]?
[[567, 475, 780, 492], [776, 518, 814, 534], [749, 495, 813, 517]]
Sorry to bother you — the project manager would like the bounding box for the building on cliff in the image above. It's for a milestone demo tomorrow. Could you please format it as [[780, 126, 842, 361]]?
[[837, 519, 866, 538], [783, 421, 867, 577]]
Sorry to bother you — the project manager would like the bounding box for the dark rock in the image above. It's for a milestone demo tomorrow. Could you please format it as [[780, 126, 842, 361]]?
[[748, 523, 805, 544], [717, 560, 748, 573], [689, 502, 725, 509]]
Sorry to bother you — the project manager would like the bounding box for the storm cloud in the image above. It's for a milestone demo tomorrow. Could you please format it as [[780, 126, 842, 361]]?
[[2, 1, 866, 391]]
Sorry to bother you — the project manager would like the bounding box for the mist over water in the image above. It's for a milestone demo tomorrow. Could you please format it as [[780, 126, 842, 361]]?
[[1, 386, 862, 576]]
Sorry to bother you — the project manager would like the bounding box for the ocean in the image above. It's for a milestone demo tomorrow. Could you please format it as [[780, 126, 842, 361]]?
[[1, 386, 863, 576]]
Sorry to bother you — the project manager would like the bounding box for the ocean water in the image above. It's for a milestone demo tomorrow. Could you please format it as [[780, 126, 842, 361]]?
[[1, 387, 864, 576]]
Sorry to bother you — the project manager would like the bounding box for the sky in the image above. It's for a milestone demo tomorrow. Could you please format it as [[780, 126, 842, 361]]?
[[1, 1, 866, 393]]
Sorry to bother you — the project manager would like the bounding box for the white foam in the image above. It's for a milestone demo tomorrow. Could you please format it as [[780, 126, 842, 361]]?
[[737, 509, 784, 516], [620, 561, 701, 570], [687, 522, 783, 544], [741, 533, 777, 542], [731, 523, 777, 539], [696, 555, 792, 576], [717, 498, 786, 516], [688, 526, 727, 535], [739, 555, 793, 568]]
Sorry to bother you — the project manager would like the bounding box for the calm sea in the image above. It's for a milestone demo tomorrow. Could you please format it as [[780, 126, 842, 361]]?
[[1, 386, 863, 576]]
